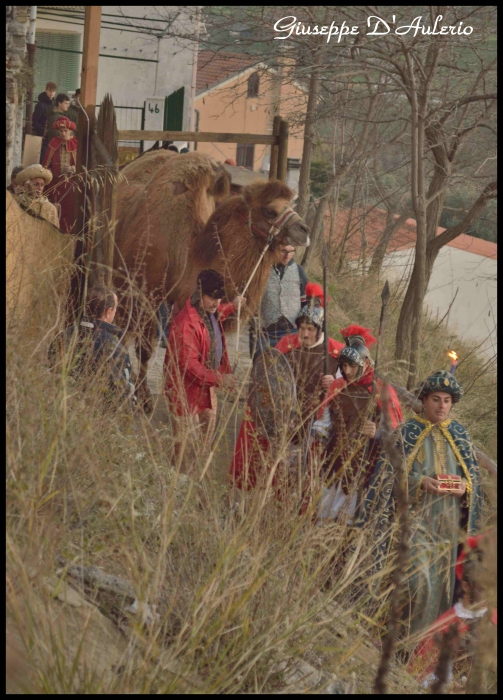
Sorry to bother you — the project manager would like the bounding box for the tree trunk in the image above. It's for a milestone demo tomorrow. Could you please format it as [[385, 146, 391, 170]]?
[[369, 209, 413, 276], [369, 212, 395, 277], [301, 193, 329, 266], [295, 35, 325, 219], [395, 54, 428, 389], [335, 174, 360, 273], [395, 253, 436, 388]]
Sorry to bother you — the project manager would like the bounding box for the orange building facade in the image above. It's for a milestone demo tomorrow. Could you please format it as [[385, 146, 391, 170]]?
[[194, 52, 306, 173]]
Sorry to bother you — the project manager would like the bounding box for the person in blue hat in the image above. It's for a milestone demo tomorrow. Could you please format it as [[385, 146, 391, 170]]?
[[354, 370, 483, 640]]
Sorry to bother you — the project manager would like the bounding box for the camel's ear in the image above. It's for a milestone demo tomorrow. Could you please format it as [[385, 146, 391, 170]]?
[[172, 181, 189, 196], [244, 180, 294, 206], [213, 169, 231, 203], [242, 185, 254, 206], [263, 180, 294, 202]]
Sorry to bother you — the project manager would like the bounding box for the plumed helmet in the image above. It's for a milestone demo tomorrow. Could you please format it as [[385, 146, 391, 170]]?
[[455, 534, 485, 582], [338, 324, 376, 378], [340, 324, 377, 348], [338, 343, 367, 369], [295, 304, 324, 333], [305, 282, 326, 309]]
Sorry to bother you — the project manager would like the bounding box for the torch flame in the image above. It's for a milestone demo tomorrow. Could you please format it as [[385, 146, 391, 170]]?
[[447, 350, 458, 361]]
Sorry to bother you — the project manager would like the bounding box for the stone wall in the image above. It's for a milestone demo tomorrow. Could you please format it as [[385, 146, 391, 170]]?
[[6, 6, 29, 186]]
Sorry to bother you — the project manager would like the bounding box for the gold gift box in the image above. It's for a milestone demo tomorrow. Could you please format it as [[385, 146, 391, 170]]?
[[437, 474, 462, 491]]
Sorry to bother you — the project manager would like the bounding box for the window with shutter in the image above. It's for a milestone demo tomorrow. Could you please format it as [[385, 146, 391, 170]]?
[[34, 31, 81, 98], [236, 144, 255, 170]]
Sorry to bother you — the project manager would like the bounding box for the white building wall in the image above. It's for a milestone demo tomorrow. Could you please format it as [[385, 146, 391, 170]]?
[[35, 7, 194, 128], [382, 246, 497, 355]]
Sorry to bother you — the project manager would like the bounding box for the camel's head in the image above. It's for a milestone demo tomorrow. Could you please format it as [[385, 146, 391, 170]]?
[[243, 180, 310, 247], [167, 154, 231, 205]]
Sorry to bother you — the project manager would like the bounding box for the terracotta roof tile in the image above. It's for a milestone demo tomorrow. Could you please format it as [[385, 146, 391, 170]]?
[[434, 232, 496, 260], [324, 207, 497, 260], [196, 50, 259, 93]]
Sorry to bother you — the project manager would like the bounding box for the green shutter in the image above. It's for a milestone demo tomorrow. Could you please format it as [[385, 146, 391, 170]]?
[[34, 31, 81, 98], [164, 87, 184, 131]]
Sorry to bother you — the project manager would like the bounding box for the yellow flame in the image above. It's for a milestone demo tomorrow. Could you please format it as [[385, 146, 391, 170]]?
[[447, 350, 458, 361]]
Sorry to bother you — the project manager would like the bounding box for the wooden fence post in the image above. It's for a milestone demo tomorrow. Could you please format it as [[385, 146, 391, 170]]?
[[277, 119, 289, 183], [95, 94, 118, 287], [269, 115, 281, 180], [81, 6, 102, 130], [70, 5, 102, 321]]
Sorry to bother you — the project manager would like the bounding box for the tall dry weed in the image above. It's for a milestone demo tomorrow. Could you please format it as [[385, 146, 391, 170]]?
[[6, 250, 496, 693]]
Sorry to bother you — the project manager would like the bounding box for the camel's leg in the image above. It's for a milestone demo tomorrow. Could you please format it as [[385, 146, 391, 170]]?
[[135, 318, 156, 414]]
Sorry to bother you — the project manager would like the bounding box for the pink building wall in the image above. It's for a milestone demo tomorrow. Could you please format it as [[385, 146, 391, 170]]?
[[194, 68, 306, 171]]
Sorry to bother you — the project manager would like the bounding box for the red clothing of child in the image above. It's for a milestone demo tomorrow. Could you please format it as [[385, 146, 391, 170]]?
[[408, 533, 496, 688], [42, 124, 78, 233], [407, 601, 495, 688]]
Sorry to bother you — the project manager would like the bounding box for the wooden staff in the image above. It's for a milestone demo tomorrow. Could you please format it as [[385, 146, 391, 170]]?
[[321, 241, 329, 375], [373, 280, 390, 395]]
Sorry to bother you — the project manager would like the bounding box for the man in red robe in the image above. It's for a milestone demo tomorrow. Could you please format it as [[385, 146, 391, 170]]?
[[230, 284, 344, 496], [42, 115, 78, 233]]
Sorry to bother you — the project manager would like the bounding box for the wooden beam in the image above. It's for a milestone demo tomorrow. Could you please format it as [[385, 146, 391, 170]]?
[[81, 6, 102, 129], [269, 115, 281, 180], [117, 130, 278, 145], [70, 6, 102, 321], [277, 119, 289, 183]]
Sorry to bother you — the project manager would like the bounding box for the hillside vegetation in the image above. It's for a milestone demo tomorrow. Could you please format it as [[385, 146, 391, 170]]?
[[6, 256, 496, 693]]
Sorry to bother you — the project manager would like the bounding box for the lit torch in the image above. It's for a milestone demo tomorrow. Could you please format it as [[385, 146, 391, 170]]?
[[447, 350, 459, 374]]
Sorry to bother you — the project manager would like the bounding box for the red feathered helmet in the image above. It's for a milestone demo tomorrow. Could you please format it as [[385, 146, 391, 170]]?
[[305, 282, 329, 309], [338, 324, 376, 379], [455, 534, 485, 581]]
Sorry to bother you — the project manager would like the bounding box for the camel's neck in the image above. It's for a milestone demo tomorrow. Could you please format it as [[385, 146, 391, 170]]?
[[196, 197, 278, 316]]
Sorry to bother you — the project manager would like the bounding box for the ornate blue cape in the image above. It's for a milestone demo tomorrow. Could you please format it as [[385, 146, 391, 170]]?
[[353, 417, 483, 634]]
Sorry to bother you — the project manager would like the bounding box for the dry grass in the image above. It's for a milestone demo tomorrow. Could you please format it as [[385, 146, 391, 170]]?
[[6, 249, 496, 693]]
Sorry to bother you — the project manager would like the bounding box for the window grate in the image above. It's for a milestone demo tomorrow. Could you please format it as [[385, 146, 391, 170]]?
[[236, 144, 255, 170], [247, 72, 259, 98], [34, 31, 81, 99]]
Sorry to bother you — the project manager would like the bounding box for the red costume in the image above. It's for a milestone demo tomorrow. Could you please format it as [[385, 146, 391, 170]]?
[[320, 371, 403, 428], [317, 367, 403, 495], [230, 332, 344, 491], [407, 602, 495, 687], [164, 298, 235, 416], [42, 116, 78, 233], [408, 535, 496, 688]]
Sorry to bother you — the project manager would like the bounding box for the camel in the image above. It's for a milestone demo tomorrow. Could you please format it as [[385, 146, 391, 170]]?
[[178, 179, 310, 320], [113, 152, 309, 411], [114, 151, 232, 409], [114, 149, 231, 321]]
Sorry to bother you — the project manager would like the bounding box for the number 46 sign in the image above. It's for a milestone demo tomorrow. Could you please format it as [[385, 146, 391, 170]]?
[[144, 98, 165, 131]]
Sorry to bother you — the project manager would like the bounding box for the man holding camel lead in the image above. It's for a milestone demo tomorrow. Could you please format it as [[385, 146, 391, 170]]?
[[164, 269, 246, 470]]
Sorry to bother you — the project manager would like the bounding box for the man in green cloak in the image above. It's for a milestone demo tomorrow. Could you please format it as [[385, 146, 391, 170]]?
[[356, 370, 483, 639]]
